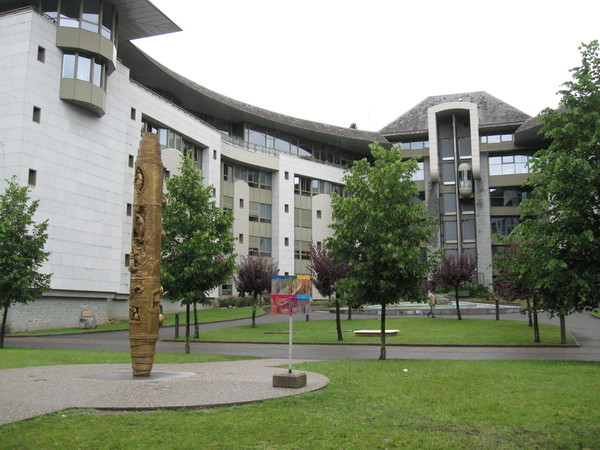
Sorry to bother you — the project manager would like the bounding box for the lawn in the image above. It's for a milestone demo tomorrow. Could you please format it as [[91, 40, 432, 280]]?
[[0, 348, 257, 369], [182, 317, 575, 345], [0, 353, 598, 448], [10, 306, 264, 336]]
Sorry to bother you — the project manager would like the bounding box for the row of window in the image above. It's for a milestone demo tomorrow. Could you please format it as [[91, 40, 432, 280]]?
[[223, 162, 272, 190], [143, 119, 204, 169], [294, 176, 344, 197], [481, 134, 513, 144], [489, 155, 532, 176], [244, 124, 358, 168], [489, 187, 530, 207], [41, 0, 115, 40], [440, 137, 472, 159], [62, 52, 105, 88]]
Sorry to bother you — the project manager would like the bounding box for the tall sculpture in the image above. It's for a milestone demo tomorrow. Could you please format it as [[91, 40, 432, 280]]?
[[129, 132, 165, 377]]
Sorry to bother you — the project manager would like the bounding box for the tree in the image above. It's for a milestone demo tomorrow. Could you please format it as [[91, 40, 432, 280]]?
[[234, 256, 279, 327], [428, 253, 476, 320], [513, 40, 600, 320], [328, 142, 436, 359], [492, 241, 542, 343], [161, 154, 236, 353], [307, 243, 349, 341], [0, 177, 51, 347]]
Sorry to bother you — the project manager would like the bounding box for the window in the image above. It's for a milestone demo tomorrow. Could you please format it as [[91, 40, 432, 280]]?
[[489, 155, 532, 176], [221, 284, 232, 296], [124, 254, 131, 267], [284, 237, 289, 246], [458, 137, 471, 158], [284, 204, 289, 213], [37, 46, 45, 62], [128, 155, 134, 168], [61, 53, 105, 88], [441, 162, 455, 184], [239, 198, 244, 208], [213, 150, 217, 160], [490, 187, 530, 207], [440, 138, 454, 159], [316, 210, 322, 219], [238, 234, 244, 244], [76, 55, 91, 81], [259, 203, 272, 223], [126, 203, 132, 216], [259, 237, 272, 257], [461, 198, 475, 214], [259, 171, 272, 190], [247, 169, 259, 188], [462, 220, 476, 241], [285, 171, 289, 180], [32, 106, 41, 123], [223, 163, 233, 182], [442, 193, 456, 215], [130, 108, 136, 120], [164, 170, 170, 181], [443, 221, 457, 243], [491, 217, 519, 236], [481, 134, 514, 144], [28, 169, 37, 186], [412, 161, 425, 181]]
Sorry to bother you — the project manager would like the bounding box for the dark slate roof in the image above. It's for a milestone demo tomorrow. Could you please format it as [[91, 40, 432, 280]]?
[[379, 92, 531, 138], [119, 42, 387, 154]]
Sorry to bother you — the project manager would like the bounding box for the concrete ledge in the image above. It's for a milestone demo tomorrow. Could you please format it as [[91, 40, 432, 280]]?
[[354, 329, 399, 337], [273, 372, 307, 388]]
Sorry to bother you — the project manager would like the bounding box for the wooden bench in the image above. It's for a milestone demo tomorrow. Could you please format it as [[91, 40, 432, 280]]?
[[354, 329, 399, 337]]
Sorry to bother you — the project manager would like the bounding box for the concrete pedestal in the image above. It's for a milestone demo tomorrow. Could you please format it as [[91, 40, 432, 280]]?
[[273, 372, 307, 388]]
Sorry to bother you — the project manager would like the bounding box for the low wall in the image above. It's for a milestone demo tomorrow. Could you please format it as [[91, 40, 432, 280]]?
[[5, 290, 187, 333]]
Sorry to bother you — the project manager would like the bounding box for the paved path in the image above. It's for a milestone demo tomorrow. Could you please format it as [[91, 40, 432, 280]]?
[[0, 359, 328, 426], [7, 310, 600, 361]]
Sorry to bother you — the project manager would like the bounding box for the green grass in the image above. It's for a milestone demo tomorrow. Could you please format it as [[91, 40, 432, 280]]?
[[1, 358, 598, 448], [182, 317, 574, 345], [0, 348, 257, 369], [10, 306, 264, 336]]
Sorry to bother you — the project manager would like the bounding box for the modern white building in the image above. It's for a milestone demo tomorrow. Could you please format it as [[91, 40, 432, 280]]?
[[0, 1, 544, 331]]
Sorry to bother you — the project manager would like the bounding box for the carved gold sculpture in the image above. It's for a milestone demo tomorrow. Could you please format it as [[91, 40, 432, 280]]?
[[129, 132, 165, 376]]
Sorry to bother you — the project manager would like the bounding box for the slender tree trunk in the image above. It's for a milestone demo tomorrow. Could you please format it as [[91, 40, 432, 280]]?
[[347, 303, 352, 320], [1, 305, 9, 349], [193, 301, 199, 339], [379, 302, 386, 360], [495, 297, 500, 321], [455, 286, 462, 320], [251, 292, 257, 328], [532, 297, 540, 343], [526, 299, 533, 327], [334, 295, 343, 341], [559, 315, 566, 345], [185, 303, 191, 354]]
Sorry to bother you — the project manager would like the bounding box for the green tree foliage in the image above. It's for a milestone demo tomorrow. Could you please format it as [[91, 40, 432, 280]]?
[[234, 256, 278, 328], [307, 243, 349, 341], [327, 142, 436, 359], [161, 155, 236, 352], [428, 253, 476, 320], [515, 40, 600, 317], [0, 177, 51, 347]]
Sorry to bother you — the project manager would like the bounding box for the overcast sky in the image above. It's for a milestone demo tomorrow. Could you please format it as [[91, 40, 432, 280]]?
[[134, 0, 599, 131]]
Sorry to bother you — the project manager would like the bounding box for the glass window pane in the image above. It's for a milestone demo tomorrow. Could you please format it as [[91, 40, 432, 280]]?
[[62, 53, 76, 78], [461, 198, 475, 213], [440, 138, 454, 158], [442, 193, 456, 214], [42, 0, 58, 18], [462, 220, 476, 241], [502, 156, 514, 163], [443, 221, 457, 242], [400, 142, 410, 150], [101, 1, 114, 38], [411, 141, 424, 150], [76, 55, 91, 81], [442, 162, 455, 183], [459, 137, 471, 157], [247, 126, 265, 146], [92, 60, 102, 86], [60, 1, 80, 27], [487, 135, 501, 144]]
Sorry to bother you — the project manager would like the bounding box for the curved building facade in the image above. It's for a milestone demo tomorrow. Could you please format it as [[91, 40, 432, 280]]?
[[0, 1, 544, 331]]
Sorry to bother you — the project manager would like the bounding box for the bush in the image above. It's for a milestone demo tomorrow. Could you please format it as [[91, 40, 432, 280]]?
[[466, 283, 492, 299], [218, 296, 256, 308]]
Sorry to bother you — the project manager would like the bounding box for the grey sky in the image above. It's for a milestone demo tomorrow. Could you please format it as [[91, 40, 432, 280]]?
[[135, 0, 599, 131]]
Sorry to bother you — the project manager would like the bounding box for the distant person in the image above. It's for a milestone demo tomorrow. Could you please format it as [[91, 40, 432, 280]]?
[[427, 291, 437, 318]]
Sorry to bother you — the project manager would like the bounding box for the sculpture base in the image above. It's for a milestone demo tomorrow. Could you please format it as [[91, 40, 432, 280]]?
[[130, 339, 157, 377], [273, 372, 307, 388]]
